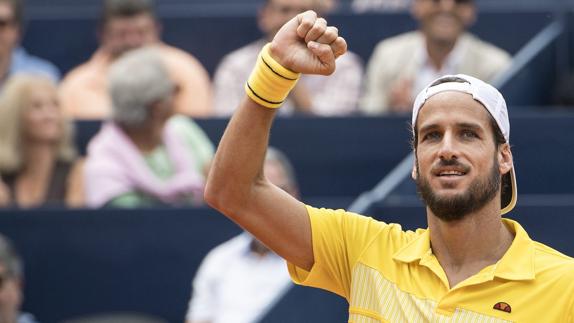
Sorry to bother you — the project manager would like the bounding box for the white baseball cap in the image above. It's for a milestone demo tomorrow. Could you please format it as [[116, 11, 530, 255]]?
[[411, 74, 517, 215]]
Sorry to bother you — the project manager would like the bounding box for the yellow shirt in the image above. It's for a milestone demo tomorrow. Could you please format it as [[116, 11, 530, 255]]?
[[288, 206, 574, 322]]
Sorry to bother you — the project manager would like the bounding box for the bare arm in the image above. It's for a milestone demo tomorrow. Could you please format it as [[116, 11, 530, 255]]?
[[205, 11, 347, 271]]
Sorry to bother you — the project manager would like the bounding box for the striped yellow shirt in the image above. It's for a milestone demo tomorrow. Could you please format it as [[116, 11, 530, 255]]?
[[288, 206, 574, 322]]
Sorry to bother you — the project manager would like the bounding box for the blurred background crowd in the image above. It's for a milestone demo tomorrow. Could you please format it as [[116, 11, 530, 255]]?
[[0, 0, 573, 322]]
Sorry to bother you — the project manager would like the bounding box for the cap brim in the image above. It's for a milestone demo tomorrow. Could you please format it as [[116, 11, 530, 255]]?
[[501, 167, 517, 215]]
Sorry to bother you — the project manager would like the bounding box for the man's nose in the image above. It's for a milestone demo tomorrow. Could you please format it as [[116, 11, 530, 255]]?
[[437, 132, 459, 160]]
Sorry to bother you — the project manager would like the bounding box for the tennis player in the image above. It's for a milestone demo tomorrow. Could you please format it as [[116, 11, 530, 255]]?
[[205, 10, 574, 322]]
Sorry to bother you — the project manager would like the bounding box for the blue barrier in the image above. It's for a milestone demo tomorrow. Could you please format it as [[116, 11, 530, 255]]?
[[0, 207, 242, 323]]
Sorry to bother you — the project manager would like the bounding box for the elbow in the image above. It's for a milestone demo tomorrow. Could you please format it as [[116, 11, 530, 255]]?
[[203, 177, 242, 215], [204, 179, 224, 211]]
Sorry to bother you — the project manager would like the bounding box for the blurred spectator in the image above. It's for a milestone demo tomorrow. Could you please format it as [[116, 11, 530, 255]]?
[[0, 75, 83, 208], [360, 0, 511, 114], [0, 0, 60, 88], [0, 233, 40, 323], [84, 47, 213, 208], [352, 0, 411, 12], [213, 0, 363, 117], [185, 147, 297, 323], [59, 0, 212, 120]]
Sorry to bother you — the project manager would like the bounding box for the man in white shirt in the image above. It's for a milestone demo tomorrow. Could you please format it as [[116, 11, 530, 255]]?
[[213, 0, 363, 117], [360, 0, 511, 114], [185, 148, 298, 323]]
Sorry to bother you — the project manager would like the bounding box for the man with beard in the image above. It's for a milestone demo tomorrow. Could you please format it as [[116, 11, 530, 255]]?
[[206, 10, 574, 322], [360, 0, 511, 114]]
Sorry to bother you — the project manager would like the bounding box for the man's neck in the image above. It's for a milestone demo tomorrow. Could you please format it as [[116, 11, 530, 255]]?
[[425, 38, 457, 71], [427, 202, 515, 288]]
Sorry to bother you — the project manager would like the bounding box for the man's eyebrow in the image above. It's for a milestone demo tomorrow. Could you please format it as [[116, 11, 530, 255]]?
[[457, 122, 484, 132], [418, 124, 440, 134], [418, 122, 484, 134]]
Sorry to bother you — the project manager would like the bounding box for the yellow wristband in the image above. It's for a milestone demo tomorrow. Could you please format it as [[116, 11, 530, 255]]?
[[245, 43, 301, 109]]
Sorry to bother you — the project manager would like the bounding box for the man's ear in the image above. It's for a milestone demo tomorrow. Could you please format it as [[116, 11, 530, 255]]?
[[498, 143, 513, 175]]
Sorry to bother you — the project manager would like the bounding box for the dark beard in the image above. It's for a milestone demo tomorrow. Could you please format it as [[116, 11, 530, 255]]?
[[415, 157, 501, 222]]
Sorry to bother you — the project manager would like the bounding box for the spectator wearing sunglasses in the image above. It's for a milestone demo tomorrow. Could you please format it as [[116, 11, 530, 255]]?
[[0, 0, 60, 89], [360, 0, 511, 114], [0, 234, 39, 323]]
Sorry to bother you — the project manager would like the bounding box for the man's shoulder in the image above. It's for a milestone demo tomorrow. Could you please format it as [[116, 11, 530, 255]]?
[[18, 312, 40, 323], [158, 43, 203, 65], [460, 33, 511, 61], [156, 44, 211, 83], [533, 240, 574, 270], [60, 52, 104, 87], [12, 47, 60, 79]]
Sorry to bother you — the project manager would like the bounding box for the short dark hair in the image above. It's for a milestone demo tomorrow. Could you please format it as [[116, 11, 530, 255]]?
[[0, 0, 23, 28], [411, 76, 506, 150], [100, 0, 156, 27]]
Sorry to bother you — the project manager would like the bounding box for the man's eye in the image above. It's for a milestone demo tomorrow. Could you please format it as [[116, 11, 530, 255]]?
[[423, 132, 441, 141], [461, 130, 478, 139]]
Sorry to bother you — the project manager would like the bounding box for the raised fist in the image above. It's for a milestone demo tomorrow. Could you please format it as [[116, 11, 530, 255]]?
[[269, 10, 347, 76]]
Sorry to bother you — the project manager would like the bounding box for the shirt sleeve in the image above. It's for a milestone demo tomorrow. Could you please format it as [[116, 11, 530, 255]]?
[[287, 205, 405, 300]]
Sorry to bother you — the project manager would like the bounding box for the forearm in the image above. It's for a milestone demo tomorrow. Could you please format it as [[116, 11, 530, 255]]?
[[204, 97, 276, 216]]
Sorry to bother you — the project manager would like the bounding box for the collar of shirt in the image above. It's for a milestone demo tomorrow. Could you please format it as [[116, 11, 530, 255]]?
[[392, 218, 536, 282]]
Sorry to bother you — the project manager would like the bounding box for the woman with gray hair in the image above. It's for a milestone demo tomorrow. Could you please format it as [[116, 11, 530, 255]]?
[[84, 47, 214, 208]]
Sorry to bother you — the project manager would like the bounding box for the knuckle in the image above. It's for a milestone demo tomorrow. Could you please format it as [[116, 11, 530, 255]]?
[[301, 20, 313, 29]]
